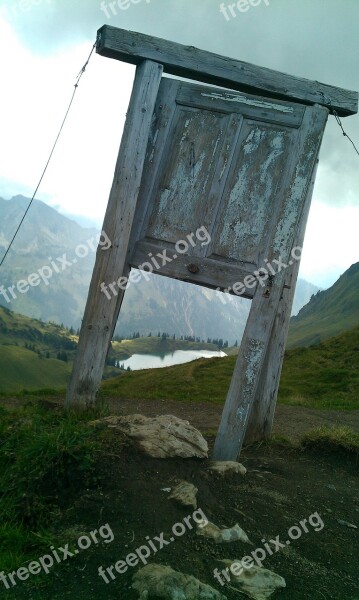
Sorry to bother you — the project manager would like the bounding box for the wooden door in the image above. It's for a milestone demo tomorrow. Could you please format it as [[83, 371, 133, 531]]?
[[130, 78, 326, 303], [129, 77, 328, 459]]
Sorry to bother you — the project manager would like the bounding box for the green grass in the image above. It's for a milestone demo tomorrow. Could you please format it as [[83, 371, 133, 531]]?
[[279, 325, 359, 409], [102, 325, 359, 410], [101, 355, 236, 403], [301, 425, 359, 457], [0, 346, 71, 393], [0, 403, 108, 572]]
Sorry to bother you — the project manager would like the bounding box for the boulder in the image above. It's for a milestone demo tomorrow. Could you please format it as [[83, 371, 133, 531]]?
[[168, 481, 198, 508], [91, 414, 208, 459], [132, 563, 227, 600]]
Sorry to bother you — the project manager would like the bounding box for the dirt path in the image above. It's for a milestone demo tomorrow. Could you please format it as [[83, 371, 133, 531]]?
[[2, 395, 358, 441], [105, 397, 359, 441]]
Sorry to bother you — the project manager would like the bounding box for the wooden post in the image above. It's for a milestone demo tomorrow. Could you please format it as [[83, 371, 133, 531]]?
[[244, 161, 319, 444], [65, 60, 163, 408], [212, 106, 328, 461]]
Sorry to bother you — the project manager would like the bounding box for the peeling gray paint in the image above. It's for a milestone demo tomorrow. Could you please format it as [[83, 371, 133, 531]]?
[[201, 92, 294, 113]]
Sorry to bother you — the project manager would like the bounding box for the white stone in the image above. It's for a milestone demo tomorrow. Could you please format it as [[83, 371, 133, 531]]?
[[209, 461, 247, 476], [197, 521, 250, 544], [220, 560, 286, 600], [132, 563, 227, 599], [168, 481, 198, 508]]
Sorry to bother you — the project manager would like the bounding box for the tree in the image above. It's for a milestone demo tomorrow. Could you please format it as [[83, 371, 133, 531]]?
[[57, 351, 68, 363]]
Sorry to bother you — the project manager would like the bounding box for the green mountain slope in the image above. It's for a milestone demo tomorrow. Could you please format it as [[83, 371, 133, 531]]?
[[0, 346, 71, 393], [0, 305, 76, 392], [288, 262, 359, 348], [102, 324, 359, 410]]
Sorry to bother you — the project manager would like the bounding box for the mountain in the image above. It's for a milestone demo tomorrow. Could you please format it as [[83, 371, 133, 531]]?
[[0, 195, 98, 326], [288, 262, 359, 348], [291, 278, 319, 316], [0, 195, 317, 344]]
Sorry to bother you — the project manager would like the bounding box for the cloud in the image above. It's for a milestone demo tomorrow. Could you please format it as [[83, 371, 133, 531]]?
[[0, 0, 358, 286]]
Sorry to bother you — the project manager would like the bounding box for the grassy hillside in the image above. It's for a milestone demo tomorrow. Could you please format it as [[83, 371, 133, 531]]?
[[0, 306, 220, 393], [0, 305, 76, 392], [102, 325, 359, 410], [0, 346, 71, 393], [288, 262, 359, 347]]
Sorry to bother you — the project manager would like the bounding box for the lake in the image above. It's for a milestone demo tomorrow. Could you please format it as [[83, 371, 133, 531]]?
[[120, 349, 226, 370]]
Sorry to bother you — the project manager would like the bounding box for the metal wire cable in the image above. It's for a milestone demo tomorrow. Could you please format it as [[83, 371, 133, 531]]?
[[332, 109, 359, 157], [320, 91, 359, 157], [0, 40, 97, 268]]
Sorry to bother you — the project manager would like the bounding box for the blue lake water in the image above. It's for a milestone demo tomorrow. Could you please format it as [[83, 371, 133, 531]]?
[[120, 349, 226, 371]]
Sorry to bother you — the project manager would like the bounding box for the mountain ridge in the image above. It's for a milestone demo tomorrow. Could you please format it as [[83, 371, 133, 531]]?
[[0, 194, 319, 343], [288, 262, 359, 347]]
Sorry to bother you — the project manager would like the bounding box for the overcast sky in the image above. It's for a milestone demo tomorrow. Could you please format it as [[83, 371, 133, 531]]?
[[0, 0, 358, 287]]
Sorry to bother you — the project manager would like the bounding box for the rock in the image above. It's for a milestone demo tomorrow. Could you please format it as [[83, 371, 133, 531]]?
[[91, 414, 208, 459], [168, 481, 198, 508], [132, 563, 227, 599], [197, 521, 250, 544], [219, 560, 286, 600], [209, 461, 247, 476]]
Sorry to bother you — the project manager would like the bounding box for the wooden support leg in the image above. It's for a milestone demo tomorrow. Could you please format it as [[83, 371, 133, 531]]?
[[213, 104, 328, 461], [65, 60, 163, 408], [212, 274, 285, 460], [244, 161, 319, 444]]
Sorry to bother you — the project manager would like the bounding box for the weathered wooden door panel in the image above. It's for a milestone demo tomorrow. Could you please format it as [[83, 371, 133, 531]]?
[[210, 122, 296, 266], [130, 79, 318, 293], [146, 106, 235, 243]]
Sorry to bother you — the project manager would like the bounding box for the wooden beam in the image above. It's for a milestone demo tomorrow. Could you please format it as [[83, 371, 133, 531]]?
[[65, 60, 163, 408], [244, 161, 319, 445], [96, 25, 358, 117]]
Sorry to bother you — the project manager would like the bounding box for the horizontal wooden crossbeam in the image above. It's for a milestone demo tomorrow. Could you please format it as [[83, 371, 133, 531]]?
[[96, 25, 358, 117]]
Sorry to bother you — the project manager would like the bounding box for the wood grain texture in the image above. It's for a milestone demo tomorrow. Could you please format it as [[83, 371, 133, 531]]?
[[212, 105, 329, 461], [96, 25, 358, 117], [65, 60, 163, 407], [131, 241, 257, 300], [244, 161, 319, 445]]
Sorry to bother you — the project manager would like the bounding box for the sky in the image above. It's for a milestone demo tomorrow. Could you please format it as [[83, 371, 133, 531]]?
[[0, 0, 358, 288]]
